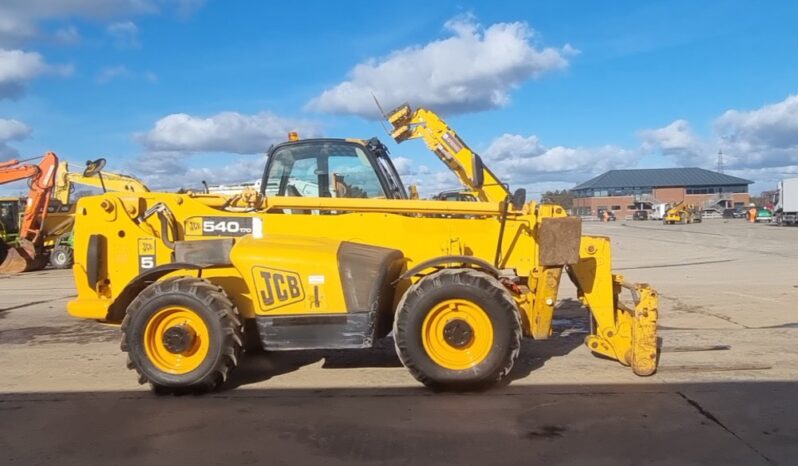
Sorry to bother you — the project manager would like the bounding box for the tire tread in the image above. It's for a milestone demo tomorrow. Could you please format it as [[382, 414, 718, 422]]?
[[393, 268, 522, 390], [121, 276, 243, 394]]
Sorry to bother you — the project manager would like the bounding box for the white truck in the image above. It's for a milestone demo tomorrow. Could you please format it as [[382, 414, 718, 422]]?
[[775, 177, 798, 226], [650, 203, 669, 221]]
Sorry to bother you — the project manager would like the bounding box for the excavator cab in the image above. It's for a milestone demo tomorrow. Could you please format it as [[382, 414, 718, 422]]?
[[0, 197, 21, 237], [0, 197, 22, 263]]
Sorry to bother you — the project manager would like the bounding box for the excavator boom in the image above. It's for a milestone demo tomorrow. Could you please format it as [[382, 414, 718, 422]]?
[[0, 152, 59, 273]]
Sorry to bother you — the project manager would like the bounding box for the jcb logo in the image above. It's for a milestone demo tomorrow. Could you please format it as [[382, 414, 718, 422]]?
[[253, 267, 305, 311]]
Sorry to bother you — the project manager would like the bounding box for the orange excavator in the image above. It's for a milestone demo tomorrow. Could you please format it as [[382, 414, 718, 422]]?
[[0, 152, 59, 273]]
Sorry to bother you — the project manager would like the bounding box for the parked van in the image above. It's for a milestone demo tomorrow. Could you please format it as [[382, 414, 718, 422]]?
[[650, 203, 668, 220]]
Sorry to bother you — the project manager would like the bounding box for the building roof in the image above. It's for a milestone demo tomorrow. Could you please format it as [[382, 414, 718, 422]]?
[[572, 167, 753, 190]]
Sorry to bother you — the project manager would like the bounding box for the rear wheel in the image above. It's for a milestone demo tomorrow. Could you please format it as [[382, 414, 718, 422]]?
[[121, 277, 243, 394], [49, 245, 74, 269], [394, 269, 521, 390]]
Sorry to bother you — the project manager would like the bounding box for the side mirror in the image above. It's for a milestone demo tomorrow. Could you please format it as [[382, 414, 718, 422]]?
[[472, 154, 484, 189], [83, 158, 106, 177], [511, 188, 526, 210]]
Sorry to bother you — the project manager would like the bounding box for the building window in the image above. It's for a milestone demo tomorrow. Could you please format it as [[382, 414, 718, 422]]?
[[686, 185, 749, 195], [611, 205, 621, 210]]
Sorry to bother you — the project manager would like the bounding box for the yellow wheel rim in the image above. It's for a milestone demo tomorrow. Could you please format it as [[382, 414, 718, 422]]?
[[421, 299, 494, 370], [143, 306, 210, 374]]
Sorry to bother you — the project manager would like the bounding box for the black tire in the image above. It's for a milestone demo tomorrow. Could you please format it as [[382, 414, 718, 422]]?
[[49, 245, 74, 269], [0, 241, 7, 264], [121, 276, 243, 394], [393, 268, 521, 390], [28, 251, 49, 271]]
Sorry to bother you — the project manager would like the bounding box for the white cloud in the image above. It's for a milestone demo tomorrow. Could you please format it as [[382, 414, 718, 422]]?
[[96, 65, 157, 83], [107, 20, 139, 48], [482, 134, 545, 161], [0, 1, 204, 47], [639, 119, 708, 166], [307, 14, 576, 118], [394, 132, 636, 198], [406, 170, 462, 197], [138, 111, 322, 154], [636, 94, 798, 192], [54, 25, 81, 44], [483, 133, 638, 186], [96, 64, 131, 83], [391, 156, 430, 177], [716, 95, 798, 150], [173, 0, 206, 18], [714, 94, 798, 170], [390, 156, 449, 197], [0, 118, 32, 158], [127, 152, 265, 191], [0, 1, 151, 46], [0, 48, 71, 99], [641, 95, 798, 175], [0, 15, 36, 46]]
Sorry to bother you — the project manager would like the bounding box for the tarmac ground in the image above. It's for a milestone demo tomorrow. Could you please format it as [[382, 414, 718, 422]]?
[[1, 219, 796, 465]]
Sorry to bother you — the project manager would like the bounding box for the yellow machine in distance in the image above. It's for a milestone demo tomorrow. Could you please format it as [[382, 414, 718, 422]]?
[[67, 105, 659, 393], [663, 201, 701, 225], [52, 159, 150, 205]]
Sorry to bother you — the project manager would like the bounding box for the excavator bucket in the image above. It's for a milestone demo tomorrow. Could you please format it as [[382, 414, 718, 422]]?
[[0, 240, 39, 273]]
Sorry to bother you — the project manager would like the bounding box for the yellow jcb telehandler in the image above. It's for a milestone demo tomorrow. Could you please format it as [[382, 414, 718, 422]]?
[[66, 105, 659, 393]]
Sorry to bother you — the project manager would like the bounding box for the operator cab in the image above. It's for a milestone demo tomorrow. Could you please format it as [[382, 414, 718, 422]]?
[[0, 198, 20, 236], [260, 138, 408, 201]]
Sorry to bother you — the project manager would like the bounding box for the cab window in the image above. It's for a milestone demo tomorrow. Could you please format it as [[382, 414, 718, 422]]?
[[263, 142, 387, 199]]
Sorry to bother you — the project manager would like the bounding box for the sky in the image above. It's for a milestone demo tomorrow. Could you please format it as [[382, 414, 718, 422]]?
[[2, 0, 798, 197]]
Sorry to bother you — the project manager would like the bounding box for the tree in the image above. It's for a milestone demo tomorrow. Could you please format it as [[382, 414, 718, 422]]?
[[540, 189, 574, 209]]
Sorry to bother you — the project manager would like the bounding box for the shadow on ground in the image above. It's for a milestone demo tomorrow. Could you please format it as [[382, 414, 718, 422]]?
[[226, 299, 587, 390], [1, 381, 795, 466]]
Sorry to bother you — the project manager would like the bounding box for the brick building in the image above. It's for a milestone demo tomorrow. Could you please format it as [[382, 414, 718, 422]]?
[[571, 168, 752, 219]]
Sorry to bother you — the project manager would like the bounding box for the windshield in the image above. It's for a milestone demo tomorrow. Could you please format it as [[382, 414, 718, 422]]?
[[263, 142, 388, 199]]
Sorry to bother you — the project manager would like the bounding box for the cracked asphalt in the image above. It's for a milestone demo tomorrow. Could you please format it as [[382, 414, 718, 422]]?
[[1, 219, 797, 465]]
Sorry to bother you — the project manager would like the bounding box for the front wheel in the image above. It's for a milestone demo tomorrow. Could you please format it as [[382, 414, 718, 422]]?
[[121, 277, 243, 394], [394, 269, 521, 390], [49, 245, 74, 269]]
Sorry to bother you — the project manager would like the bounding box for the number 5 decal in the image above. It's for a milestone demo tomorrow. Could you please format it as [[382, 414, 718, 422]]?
[[138, 238, 156, 273]]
